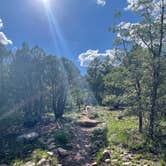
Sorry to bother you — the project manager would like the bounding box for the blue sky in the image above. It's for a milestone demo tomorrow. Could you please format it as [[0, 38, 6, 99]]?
[[0, 0, 137, 73]]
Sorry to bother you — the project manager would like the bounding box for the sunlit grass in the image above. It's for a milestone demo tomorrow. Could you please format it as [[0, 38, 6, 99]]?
[[93, 108, 166, 165]]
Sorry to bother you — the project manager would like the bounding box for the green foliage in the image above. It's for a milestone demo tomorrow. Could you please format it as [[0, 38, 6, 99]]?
[[106, 114, 138, 146], [86, 57, 110, 105], [95, 109, 165, 165], [11, 159, 25, 166], [91, 127, 108, 164], [96, 148, 105, 164], [54, 129, 72, 147], [0, 43, 87, 125], [33, 149, 50, 163], [32, 149, 58, 165], [12, 149, 59, 166]]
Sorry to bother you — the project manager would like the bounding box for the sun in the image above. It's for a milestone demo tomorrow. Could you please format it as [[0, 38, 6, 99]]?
[[42, 0, 50, 5]]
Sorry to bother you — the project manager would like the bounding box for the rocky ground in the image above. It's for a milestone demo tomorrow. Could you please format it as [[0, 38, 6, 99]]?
[[0, 107, 165, 166]]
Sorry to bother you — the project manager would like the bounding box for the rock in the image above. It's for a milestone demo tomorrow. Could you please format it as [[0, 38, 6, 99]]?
[[47, 151, 54, 156], [57, 147, 69, 157], [37, 158, 47, 166], [24, 161, 35, 166], [85, 144, 91, 148], [101, 149, 111, 161], [73, 152, 84, 161], [88, 113, 98, 119], [123, 162, 132, 165], [47, 138, 54, 144], [48, 143, 56, 150], [76, 144, 80, 148], [85, 105, 92, 112], [117, 116, 123, 120], [37, 158, 53, 166], [0, 164, 8, 166], [90, 162, 97, 166], [105, 159, 111, 163], [112, 159, 118, 162], [77, 118, 100, 127], [17, 132, 39, 142]]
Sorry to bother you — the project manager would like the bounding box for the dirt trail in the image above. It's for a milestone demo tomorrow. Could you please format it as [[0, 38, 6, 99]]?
[[59, 112, 100, 166]]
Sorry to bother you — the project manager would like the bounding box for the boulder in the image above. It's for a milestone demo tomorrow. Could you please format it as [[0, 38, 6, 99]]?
[[17, 132, 39, 142]]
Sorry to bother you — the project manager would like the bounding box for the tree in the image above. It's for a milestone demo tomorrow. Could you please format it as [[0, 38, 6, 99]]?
[[86, 57, 105, 105], [44, 56, 68, 119], [0, 44, 10, 112], [115, 0, 166, 137], [103, 64, 126, 109]]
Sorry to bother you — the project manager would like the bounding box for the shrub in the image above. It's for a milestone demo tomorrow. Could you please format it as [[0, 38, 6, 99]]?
[[54, 129, 72, 147]]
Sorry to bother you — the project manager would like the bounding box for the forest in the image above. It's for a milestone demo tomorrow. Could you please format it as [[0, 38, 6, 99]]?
[[0, 0, 166, 166]]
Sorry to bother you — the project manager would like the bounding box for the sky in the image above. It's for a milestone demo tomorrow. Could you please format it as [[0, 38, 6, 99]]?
[[0, 0, 138, 73]]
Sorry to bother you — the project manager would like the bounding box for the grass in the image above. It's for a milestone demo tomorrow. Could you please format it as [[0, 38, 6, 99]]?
[[33, 149, 58, 165], [93, 107, 166, 165], [12, 149, 59, 166], [107, 116, 137, 146]]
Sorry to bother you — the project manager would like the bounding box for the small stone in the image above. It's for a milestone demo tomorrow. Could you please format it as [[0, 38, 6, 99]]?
[[47, 151, 54, 156], [47, 138, 54, 144], [123, 162, 132, 165], [57, 147, 69, 157], [105, 159, 111, 163], [48, 143, 56, 150], [74, 152, 84, 161], [76, 144, 80, 148], [90, 162, 97, 166], [85, 144, 91, 148], [24, 161, 35, 166], [102, 149, 111, 161], [112, 159, 118, 162], [37, 158, 51, 166]]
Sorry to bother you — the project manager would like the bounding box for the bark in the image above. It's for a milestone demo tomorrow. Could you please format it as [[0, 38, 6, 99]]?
[[149, 0, 165, 138], [136, 78, 143, 133]]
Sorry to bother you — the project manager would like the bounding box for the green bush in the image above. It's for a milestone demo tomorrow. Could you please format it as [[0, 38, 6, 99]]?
[[54, 129, 72, 147]]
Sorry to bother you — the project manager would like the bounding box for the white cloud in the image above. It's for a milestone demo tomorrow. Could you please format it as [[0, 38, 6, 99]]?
[[0, 18, 12, 45], [78, 49, 115, 67], [0, 19, 3, 29], [0, 32, 12, 45], [96, 0, 106, 6]]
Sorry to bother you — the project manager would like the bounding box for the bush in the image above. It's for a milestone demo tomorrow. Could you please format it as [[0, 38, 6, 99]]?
[[54, 129, 72, 147], [102, 95, 125, 109]]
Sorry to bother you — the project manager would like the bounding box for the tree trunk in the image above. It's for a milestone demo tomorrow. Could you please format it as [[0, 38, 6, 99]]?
[[149, 68, 158, 138], [136, 79, 143, 133], [149, 0, 165, 138]]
